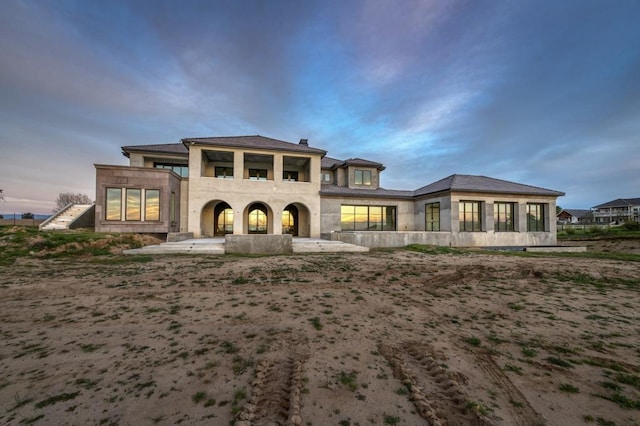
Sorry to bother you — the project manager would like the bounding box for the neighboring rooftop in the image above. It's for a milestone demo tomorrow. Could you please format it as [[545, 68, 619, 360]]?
[[181, 135, 327, 155], [557, 209, 591, 218], [414, 174, 565, 197], [593, 198, 640, 208]]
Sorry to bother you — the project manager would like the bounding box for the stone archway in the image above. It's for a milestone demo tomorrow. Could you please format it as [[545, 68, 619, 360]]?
[[283, 202, 311, 237], [201, 200, 233, 237]]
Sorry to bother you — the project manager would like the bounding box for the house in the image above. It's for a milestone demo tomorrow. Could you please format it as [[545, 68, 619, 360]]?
[[591, 198, 640, 224], [94, 135, 564, 247], [556, 209, 591, 224]]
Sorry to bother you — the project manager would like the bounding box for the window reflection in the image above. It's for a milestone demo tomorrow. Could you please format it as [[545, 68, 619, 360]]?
[[340, 205, 396, 231], [106, 188, 121, 220], [126, 189, 141, 221], [145, 190, 160, 221]]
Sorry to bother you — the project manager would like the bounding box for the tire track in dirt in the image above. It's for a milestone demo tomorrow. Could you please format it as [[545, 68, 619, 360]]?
[[235, 356, 305, 426], [397, 280, 546, 426], [379, 342, 493, 426], [471, 348, 545, 426]]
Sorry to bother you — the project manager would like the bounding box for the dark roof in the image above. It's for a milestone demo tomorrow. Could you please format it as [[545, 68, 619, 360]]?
[[414, 174, 565, 197], [558, 209, 591, 218], [321, 156, 343, 169], [593, 198, 640, 209], [121, 143, 188, 157], [320, 184, 414, 199], [181, 135, 326, 155], [321, 156, 385, 171]]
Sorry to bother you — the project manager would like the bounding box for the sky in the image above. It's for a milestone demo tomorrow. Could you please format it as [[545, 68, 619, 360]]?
[[1, 0, 639, 214]]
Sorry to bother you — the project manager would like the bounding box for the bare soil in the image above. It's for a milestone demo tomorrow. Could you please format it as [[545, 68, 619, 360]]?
[[1, 240, 639, 426]]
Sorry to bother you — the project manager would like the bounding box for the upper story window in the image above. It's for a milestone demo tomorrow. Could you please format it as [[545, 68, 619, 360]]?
[[154, 163, 188, 177], [215, 166, 234, 179], [459, 201, 482, 232], [494, 202, 515, 232], [244, 153, 273, 181], [202, 150, 234, 178], [425, 202, 440, 231], [249, 169, 268, 181], [322, 172, 332, 183], [354, 169, 372, 185], [283, 171, 299, 182], [283, 156, 310, 182]]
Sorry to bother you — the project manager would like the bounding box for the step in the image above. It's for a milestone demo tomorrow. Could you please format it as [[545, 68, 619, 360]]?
[[123, 243, 225, 255]]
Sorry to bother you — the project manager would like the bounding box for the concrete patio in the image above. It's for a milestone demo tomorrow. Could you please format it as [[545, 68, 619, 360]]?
[[123, 237, 369, 255]]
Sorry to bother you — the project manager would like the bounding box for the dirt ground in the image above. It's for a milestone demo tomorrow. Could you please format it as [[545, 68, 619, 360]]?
[[1, 240, 639, 425]]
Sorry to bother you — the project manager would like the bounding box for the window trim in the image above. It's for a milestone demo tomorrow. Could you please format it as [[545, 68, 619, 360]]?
[[283, 170, 299, 182], [125, 188, 141, 221], [527, 203, 546, 232], [105, 188, 122, 221], [354, 169, 372, 186], [459, 201, 482, 232], [145, 189, 160, 221], [425, 202, 440, 231], [248, 168, 268, 181], [215, 166, 234, 179], [494, 202, 515, 232]]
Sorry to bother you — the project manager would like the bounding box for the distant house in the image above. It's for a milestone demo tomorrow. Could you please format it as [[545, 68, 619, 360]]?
[[557, 209, 591, 224], [592, 198, 640, 224], [94, 135, 565, 247]]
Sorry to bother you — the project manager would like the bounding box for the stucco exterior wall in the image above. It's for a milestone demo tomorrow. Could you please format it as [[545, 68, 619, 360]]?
[[327, 191, 558, 247], [94, 165, 181, 233], [186, 145, 323, 238]]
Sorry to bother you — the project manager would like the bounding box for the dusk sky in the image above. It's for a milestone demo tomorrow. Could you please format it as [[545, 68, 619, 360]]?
[[1, 0, 639, 214]]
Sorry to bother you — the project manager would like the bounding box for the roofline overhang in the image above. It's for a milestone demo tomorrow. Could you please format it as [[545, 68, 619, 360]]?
[[182, 138, 327, 156]]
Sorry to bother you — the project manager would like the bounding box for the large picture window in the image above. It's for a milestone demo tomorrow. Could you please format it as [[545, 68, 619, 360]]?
[[425, 202, 440, 231], [459, 201, 482, 232], [105, 188, 161, 222], [494, 202, 515, 232], [354, 169, 372, 185], [106, 188, 122, 221], [145, 190, 160, 221], [340, 205, 396, 231], [527, 203, 546, 231], [125, 189, 141, 221]]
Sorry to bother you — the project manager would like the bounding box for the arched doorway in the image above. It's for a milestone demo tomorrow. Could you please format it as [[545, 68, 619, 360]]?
[[247, 203, 268, 234], [282, 204, 298, 236], [282, 202, 311, 237], [214, 202, 233, 236]]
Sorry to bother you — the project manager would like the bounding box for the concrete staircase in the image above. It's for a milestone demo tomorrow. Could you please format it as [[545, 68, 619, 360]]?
[[123, 238, 368, 255], [292, 239, 369, 253], [123, 238, 226, 255], [39, 204, 94, 231]]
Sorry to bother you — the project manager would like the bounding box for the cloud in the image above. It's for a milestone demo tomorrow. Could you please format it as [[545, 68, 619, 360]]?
[[1, 0, 639, 212]]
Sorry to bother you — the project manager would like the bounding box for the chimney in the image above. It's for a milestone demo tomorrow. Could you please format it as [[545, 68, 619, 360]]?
[[299, 138, 308, 146]]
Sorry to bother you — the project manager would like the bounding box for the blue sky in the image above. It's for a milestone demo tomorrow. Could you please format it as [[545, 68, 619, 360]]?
[[1, 0, 639, 214]]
